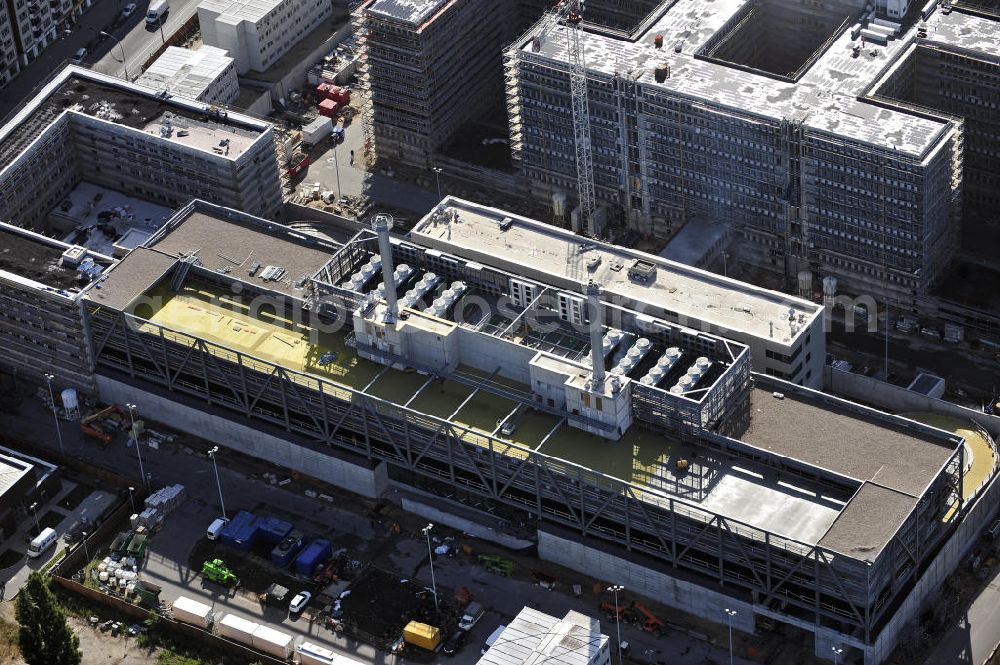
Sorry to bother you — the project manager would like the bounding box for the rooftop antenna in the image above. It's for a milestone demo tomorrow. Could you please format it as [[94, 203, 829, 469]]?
[[372, 213, 398, 324]]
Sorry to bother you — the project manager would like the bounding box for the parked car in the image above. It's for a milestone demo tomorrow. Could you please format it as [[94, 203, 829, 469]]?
[[442, 629, 466, 656], [289, 590, 312, 615], [121, 3, 137, 18], [71, 47, 87, 63]]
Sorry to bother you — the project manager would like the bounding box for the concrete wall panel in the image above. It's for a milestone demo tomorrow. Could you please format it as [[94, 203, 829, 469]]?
[[95, 374, 387, 498], [538, 528, 756, 633]]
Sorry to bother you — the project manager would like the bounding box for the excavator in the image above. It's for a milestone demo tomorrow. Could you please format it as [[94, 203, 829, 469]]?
[[598, 599, 666, 635], [80, 404, 128, 446]]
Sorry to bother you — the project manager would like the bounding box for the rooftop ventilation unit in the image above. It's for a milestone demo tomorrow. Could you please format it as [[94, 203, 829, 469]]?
[[60, 245, 88, 268], [628, 259, 657, 283]]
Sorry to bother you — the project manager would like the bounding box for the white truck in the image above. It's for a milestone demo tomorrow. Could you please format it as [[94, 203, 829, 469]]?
[[146, 0, 169, 26], [459, 601, 484, 631], [171, 596, 213, 629]]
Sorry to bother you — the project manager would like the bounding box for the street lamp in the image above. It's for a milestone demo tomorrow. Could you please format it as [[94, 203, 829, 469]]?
[[722, 251, 730, 277], [723, 608, 737, 665], [832, 646, 843, 665], [43, 374, 64, 456], [332, 143, 342, 201], [431, 166, 443, 200], [29, 502, 39, 533], [81, 531, 90, 563], [125, 404, 148, 490], [100, 31, 129, 80], [609, 585, 625, 664], [422, 523, 438, 611], [127, 486, 135, 513], [207, 446, 228, 520]]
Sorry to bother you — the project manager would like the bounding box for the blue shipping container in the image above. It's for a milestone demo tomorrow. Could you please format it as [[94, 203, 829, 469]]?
[[231, 517, 260, 550], [256, 516, 294, 544], [220, 511, 255, 548], [271, 530, 306, 568], [294, 539, 332, 576]]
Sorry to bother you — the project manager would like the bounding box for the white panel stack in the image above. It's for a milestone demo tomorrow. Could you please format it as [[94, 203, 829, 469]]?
[[144, 484, 187, 514]]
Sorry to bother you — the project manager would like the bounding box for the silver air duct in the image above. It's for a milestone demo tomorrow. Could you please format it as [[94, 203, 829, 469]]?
[[372, 213, 398, 323], [586, 280, 605, 383]]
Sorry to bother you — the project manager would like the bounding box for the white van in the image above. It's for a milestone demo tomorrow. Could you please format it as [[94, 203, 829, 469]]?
[[206, 517, 228, 540], [481, 625, 505, 654], [27, 527, 57, 558], [459, 601, 484, 631]]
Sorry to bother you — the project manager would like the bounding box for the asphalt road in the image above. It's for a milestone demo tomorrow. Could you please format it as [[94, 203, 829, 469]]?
[[90, 0, 205, 82], [924, 563, 1000, 665]]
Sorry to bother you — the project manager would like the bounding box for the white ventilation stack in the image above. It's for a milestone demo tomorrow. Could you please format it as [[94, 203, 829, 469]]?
[[586, 281, 605, 383], [372, 213, 398, 323]]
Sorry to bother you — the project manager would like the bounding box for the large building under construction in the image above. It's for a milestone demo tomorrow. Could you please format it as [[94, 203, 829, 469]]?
[[75, 197, 997, 665], [353, 0, 516, 166], [504, 0, 999, 305]]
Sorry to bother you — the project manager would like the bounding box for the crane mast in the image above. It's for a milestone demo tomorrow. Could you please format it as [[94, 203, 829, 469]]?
[[563, 1, 597, 235]]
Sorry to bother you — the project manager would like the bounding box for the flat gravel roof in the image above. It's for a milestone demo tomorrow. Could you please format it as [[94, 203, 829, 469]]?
[[742, 387, 956, 497], [818, 482, 918, 560]]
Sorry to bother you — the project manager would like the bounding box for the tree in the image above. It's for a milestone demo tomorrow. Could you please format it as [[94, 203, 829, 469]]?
[[15, 573, 81, 665]]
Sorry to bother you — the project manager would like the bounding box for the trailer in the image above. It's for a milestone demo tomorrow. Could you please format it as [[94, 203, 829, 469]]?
[[252, 624, 294, 659], [302, 117, 333, 147], [216, 613, 258, 645], [258, 582, 290, 607], [171, 596, 213, 629]]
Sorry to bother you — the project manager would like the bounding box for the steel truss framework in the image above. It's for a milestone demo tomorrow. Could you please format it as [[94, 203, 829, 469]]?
[[86, 301, 963, 644]]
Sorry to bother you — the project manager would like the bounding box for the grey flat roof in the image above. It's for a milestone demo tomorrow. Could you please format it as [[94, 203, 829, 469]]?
[[742, 387, 957, 497], [818, 482, 918, 561], [411, 198, 823, 345], [146, 209, 339, 298], [87, 248, 178, 311]]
